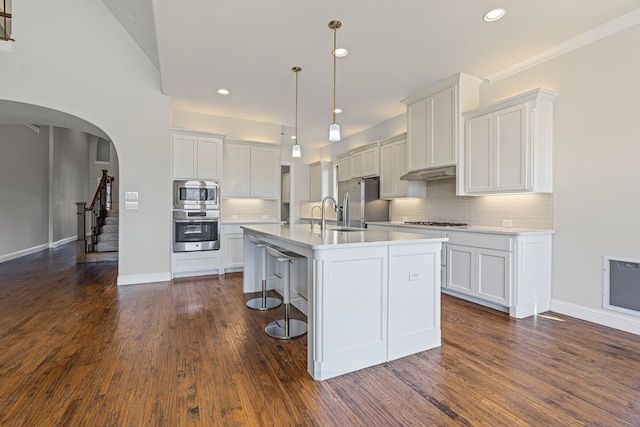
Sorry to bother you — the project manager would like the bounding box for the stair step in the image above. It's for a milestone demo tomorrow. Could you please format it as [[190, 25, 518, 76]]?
[[98, 233, 118, 242], [106, 209, 119, 217], [100, 224, 118, 233], [86, 251, 118, 263], [96, 241, 118, 252], [104, 217, 119, 225]]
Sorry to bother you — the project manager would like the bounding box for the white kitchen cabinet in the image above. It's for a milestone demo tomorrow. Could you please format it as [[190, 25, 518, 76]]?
[[172, 250, 220, 278], [366, 223, 553, 318], [171, 131, 223, 180], [337, 154, 351, 182], [222, 140, 281, 199], [403, 73, 481, 173], [309, 160, 332, 201], [223, 224, 244, 272], [463, 88, 557, 195], [379, 134, 426, 199], [351, 143, 379, 178], [282, 172, 290, 203]]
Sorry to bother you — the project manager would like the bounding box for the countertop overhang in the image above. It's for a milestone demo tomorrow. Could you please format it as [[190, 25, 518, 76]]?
[[241, 224, 447, 250], [367, 221, 554, 236]]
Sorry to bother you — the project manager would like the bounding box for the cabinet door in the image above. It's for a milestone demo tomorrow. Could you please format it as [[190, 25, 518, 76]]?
[[172, 135, 197, 179], [393, 141, 409, 196], [428, 86, 457, 167], [476, 248, 511, 306], [361, 147, 379, 177], [196, 137, 222, 180], [250, 146, 280, 198], [351, 151, 363, 178], [282, 172, 290, 203], [223, 143, 251, 197], [494, 104, 528, 192], [337, 155, 351, 182], [407, 99, 428, 171], [224, 234, 244, 269], [379, 144, 394, 198], [446, 244, 475, 295], [465, 113, 493, 194]]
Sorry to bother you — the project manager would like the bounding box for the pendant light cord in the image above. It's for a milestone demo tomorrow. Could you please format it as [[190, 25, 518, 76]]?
[[333, 26, 337, 125]]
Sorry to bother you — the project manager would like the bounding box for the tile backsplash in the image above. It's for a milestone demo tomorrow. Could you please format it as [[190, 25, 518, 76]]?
[[390, 180, 554, 230], [222, 199, 280, 221]]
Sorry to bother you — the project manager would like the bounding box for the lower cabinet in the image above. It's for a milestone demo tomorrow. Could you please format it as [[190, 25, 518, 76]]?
[[171, 250, 220, 278], [223, 224, 244, 272], [446, 243, 511, 306], [366, 223, 552, 318]]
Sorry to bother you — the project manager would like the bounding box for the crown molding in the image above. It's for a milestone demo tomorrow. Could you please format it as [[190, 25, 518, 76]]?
[[483, 8, 640, 83]]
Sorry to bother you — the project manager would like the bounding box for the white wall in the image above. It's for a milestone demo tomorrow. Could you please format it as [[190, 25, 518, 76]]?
[[0, 0, 172, 284], [52, 127, 90, 243], [0, 125, 50, 257], [478, 24, 640, 332]]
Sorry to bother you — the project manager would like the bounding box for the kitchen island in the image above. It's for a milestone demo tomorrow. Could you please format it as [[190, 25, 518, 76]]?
[[242, 224, 447, 380]]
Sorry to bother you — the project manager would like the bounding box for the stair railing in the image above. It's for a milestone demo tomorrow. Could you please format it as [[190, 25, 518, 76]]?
[[76, 170, 114, 263]]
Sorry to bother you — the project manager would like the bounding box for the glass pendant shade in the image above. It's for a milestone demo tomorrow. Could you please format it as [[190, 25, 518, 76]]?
[[329, 123, 341, 142], [292, 143, 301, 158]]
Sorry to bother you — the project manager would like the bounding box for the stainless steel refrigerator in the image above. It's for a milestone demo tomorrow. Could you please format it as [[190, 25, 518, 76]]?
[[337, 177, 389, 228]]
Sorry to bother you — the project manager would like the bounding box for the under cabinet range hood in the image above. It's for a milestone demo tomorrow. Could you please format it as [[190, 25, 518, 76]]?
[[400, 166, 456, 181]]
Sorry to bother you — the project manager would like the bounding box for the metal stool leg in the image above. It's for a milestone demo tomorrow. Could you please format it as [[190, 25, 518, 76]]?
[[246, 242, 281, 310], [265, 249, 307, 339]]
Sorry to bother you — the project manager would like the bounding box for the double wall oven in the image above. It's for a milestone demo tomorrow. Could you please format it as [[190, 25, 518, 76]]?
[[172, 180, 220, 252]]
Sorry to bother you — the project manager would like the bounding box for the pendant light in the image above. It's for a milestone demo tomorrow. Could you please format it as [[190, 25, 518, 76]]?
[[328, 20, 342, 142], [291, 66, 302, 158]]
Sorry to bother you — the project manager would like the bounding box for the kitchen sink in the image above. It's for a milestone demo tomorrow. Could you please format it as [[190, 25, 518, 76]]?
[[326, 226, 367, 232]]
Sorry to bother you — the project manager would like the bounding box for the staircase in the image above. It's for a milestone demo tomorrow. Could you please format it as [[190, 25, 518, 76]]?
[[87, 206, 118, 262]]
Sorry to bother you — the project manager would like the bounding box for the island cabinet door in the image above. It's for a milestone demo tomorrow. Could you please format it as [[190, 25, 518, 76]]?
[[388, 243, 441, 360], [313, 246, 388, 380]]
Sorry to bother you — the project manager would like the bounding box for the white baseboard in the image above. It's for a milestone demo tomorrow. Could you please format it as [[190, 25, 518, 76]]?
[[0, 244, 49, 263], [550, 299, 640, 336], [50, 236, 77, 248], [117, 272, 172, 286]]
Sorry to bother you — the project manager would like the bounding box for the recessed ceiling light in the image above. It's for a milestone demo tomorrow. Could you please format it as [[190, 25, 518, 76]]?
[[483, 8, 506, 22], [333, 108, 343, 114], [333, 48, 348, 57], [217, 88, 230, 95]]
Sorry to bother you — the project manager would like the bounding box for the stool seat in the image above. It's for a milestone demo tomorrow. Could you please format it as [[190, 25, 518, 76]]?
[[246, 236, 281, 311], [264, 246, 307, 340]]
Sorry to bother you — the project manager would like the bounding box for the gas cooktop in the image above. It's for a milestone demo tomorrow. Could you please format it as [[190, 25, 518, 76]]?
[[403, 221, 468, 227]]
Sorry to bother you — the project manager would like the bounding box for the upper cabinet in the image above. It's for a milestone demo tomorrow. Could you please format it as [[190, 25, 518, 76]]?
[[171, 130, 223, 180], [222, 140, 281, 199], [337, 142, 379, 182], [462, 88, 557, 195], [309, 160, 333, 201], [402, 73, 482, 172], [379, 133, 426, 199]]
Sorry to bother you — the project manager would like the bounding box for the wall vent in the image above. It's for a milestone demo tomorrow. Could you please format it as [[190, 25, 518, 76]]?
[[604, 256, 640, 316]]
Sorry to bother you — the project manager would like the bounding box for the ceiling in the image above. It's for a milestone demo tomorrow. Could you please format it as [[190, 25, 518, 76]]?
[[100, 1, 639, 148]]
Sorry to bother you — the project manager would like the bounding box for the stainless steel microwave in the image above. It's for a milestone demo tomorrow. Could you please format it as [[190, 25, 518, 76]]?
[[173, 180, 220, 210]]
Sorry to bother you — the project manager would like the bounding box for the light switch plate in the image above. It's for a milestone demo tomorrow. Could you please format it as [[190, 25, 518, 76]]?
[[125, 191, 138, 200], [125, 201, 138, 210]]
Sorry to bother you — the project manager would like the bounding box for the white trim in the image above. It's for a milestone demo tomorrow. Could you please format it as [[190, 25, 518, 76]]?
[[550, 298, 640, 336], [0, 244, 49, 263], [117, 272, 172, 286], [50, 236, 77, 248], [483, 8, 640, 83]]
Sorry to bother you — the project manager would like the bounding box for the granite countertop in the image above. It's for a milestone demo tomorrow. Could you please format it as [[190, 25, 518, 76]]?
[[367, 221, 554, 236], [241, 224, 447, 250]]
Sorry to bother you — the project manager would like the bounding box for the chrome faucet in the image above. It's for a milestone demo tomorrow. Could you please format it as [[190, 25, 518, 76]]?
[[310, 205, 321, 230], [320, 196, 338, 230], [342, 191, 350, 228]]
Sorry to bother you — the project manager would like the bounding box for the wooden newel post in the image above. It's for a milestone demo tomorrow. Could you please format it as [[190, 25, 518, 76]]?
[[76, 202, 87, 263]]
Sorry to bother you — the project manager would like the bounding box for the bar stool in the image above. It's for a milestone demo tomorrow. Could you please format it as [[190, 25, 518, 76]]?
[[264, 246, 307, 339], [246, 235, 282, 311]]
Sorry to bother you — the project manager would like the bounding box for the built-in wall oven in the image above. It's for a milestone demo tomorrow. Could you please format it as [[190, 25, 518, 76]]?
[[173, 209, 220, 252], [172, 179, 221, 252], [173, 180, 220, 210]]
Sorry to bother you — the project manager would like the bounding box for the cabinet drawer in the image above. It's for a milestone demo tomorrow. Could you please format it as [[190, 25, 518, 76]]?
[[223, 225, 243, 235], [447, 231, 512, 251]]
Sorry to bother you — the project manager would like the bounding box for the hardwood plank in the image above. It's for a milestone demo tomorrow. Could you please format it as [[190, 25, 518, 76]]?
[[1, 243, 640, 425]]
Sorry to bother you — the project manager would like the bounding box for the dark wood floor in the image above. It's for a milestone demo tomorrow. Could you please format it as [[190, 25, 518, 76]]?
[[1, 244, 640, 426]]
